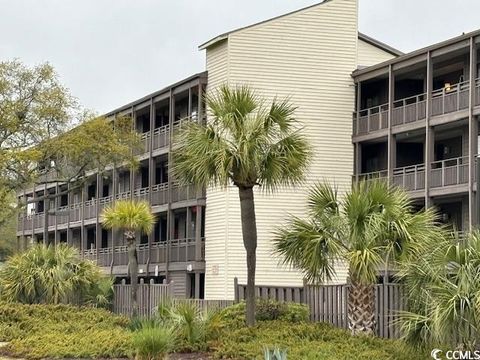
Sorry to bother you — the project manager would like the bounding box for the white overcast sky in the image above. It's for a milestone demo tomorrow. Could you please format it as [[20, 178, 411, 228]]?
[[1, 0, 479, 113]]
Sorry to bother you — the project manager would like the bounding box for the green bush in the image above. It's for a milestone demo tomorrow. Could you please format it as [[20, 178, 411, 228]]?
[[0, 302, 132, 359], [211, 320, 427, 360], [0, 244, 112, 307], [218, 299, 309, 328], [133, 326, 175, 360]]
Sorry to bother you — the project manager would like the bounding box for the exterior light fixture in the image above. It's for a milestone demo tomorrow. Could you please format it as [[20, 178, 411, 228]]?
[[444, 82, 451, 91]]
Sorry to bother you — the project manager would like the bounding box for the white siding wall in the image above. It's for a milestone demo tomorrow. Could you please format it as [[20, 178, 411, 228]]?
[[204, 0, 397, 300], [357, 39, 396, 67]]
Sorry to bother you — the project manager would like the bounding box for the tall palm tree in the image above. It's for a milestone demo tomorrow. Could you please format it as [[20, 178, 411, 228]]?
[[398, 230, 480, 350], [274, 180, 440, 335], [172, 85, 311, 326], [102, 200, 155, 316]]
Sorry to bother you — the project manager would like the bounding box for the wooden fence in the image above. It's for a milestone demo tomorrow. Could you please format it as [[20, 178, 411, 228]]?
[[112, 283, 172, 317], [234, 279, 405, 339]]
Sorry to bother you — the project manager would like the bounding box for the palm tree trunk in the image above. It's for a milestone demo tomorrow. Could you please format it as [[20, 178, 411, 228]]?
[[347, 279, 375, 335], [126, 230, 139, 317], [238, 185, 257, 327]]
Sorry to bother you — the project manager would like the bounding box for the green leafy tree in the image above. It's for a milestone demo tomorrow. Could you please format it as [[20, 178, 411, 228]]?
[[274, 181, 440, 335], [101, 200, 155, 316], [398, 230, 480, 350], [0, 243, 112, 305], [172, 85, 311, 326], [0, 60, 140, 231]]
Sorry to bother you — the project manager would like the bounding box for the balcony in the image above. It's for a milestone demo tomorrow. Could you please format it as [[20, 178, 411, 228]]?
[[392, 93, 426, 127], [152, 125, 170, 151], [392, 164, 425, 191], [82, 238, 205, 267], [353, 104, 388, 135], [430, 156, 468, 188], [133, 132, 151, 156], [17, 182, 201, 233], [356, 155, 471, 193], [353, 78, 480, 138]]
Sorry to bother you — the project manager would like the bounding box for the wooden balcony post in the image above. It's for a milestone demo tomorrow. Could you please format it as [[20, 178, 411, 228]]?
[[195, 205, 203, 262], [468, 36, 478, 229], [425, 50, 433, 207]]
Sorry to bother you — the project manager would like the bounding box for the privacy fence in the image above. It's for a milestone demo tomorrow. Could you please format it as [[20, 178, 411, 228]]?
[[234, 278, 405, 339], [112, 278, 405, 339]]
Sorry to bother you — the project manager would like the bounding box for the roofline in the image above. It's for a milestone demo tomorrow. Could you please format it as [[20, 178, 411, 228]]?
[[358, 32, 403, 57], [353, 28, 480, 78], [104, 71, 208, 117], [198, 0, 332, 50]]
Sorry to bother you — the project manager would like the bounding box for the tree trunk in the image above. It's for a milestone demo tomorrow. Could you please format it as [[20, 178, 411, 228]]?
[[347, 279, 376, 335], [238, 186, 257, 327], [126, 230, 139, 317]]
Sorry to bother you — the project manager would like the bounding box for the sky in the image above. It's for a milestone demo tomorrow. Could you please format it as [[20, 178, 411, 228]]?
[[0, 0, 479, 114]]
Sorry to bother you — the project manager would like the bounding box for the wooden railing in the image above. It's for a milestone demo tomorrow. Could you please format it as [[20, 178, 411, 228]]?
[[431, 80, 470, 116], [356, 169, 388, 182], [392, 164, 425, 191], [133, 132, 151, 155], [354, 103, 389, 135], [152, 125, 169, 150], [392, 93, 426, 126], [151, 183, 168, 205], [430, 156, 468, 188]]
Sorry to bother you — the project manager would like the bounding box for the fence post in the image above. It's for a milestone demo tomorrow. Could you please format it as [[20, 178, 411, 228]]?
[[234, 277, 239, 303]]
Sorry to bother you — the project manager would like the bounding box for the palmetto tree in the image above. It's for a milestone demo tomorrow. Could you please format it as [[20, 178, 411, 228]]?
[[398, 230, 480, 349], [172, 85, 311, 326], [274, 180, 440, 335], [0, 243, 110, 305], [102, 200, 155, 316]]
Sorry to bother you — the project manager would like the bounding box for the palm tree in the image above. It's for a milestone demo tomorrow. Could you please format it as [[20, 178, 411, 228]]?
[[398, 230, 480, 350], [0, 243, 110, 305], [102, 200, 155, 316], [172, 85, 311, 326], [274, 180, 440, 335]]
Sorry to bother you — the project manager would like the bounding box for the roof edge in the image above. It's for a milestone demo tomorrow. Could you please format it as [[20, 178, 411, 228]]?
[[353, 28, 480, 78], [358, 32, 403, 57], [198, 0, 331, 50]]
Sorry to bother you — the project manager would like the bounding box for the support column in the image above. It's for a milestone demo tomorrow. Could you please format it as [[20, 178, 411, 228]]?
[[425, 51, 433, 208], [195, 205, 203, 261], [147, 99, 155, 274], [95, 173, 102, 255], [194, 272, 201, 299], [166, 91, 175, 281], [387, 65, 395, 181], [468, 38, 478, 229]]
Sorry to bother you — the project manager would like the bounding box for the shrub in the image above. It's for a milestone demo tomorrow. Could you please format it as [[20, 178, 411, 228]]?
[[0, 244, 112, 307], [156, 300, 221, 352], [218, 299, 309, 328], [211, 320, 427, 360], [0, 302, 132, 359], [132, 326, 175, 360]]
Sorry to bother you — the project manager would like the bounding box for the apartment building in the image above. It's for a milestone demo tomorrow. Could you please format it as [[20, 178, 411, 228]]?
[[200, 0, 399, 300], [353, 31, 480, 233], [16, 0, 407, 299], [17, 73, 208, 298]]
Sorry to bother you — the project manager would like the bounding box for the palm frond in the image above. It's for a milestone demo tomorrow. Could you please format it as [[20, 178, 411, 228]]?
[[101, 200, 155, 234]]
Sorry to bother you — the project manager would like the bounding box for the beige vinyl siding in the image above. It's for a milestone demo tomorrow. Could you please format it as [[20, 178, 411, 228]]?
[[204, 39, 231, 298], [357, 39, 396, 67], [204, 0, 360, 300]]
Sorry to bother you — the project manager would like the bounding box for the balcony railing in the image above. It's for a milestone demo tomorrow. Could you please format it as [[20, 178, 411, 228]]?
[[353, 78, 480, 137], [133, 132, 151, 155], [431, 80, 470, 117], [152, 183, 168, 206], [354, 103, 389, 135], [83, 238, 205, 267], [392, 93, 426, 126], [430, 156, 468, 188], [392, 164, 425, 191], [152, 125, 170, 150], [356, 170, 388, 182]]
